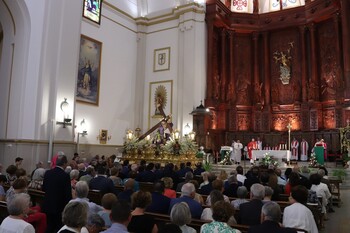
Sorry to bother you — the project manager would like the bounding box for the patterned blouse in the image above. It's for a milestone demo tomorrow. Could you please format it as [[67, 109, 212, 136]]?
[[200, 221, 241, 233]]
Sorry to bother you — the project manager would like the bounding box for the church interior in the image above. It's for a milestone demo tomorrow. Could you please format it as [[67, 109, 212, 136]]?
[[1, 0, 350, 232]]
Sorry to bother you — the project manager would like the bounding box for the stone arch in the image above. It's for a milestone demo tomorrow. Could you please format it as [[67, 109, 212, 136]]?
[[0, 0, 30, 138]]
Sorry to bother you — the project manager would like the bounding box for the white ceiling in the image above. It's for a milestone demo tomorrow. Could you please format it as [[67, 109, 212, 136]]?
[[106, 0, 205, 18]]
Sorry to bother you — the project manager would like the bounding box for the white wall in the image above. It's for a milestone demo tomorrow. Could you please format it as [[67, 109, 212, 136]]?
[[76, 4, 139, 147]]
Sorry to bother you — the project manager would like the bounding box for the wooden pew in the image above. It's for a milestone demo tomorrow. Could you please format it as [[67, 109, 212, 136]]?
[[145, 211, 250, 233]]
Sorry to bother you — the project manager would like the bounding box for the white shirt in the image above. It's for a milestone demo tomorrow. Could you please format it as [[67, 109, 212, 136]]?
[[0, 217, 35, 233], [310, 183, 331, 213], [283, 202, 318, 233], [236, 174, 246, 184]]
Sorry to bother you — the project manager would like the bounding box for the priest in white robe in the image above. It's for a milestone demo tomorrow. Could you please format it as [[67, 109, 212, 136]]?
[[300, 138, 309, 161]]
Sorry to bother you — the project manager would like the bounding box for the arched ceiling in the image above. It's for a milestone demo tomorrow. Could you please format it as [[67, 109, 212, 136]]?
[[106, 0, 205, 18]]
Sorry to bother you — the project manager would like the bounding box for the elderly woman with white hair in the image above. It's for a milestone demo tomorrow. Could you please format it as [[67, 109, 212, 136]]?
[[0, 193, 35, 233], [171, 202, 196, 233], [69, 181, 103, 215]]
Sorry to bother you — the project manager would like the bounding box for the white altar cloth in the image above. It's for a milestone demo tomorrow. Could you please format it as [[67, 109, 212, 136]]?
[[252, 150, 291, 161]]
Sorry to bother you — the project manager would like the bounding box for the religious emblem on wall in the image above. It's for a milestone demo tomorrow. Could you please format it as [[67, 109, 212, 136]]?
[[273, 42, 294, 85]]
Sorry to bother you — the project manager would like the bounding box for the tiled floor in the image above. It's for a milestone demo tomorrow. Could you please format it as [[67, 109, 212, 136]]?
[[321, 188, 350, 233]]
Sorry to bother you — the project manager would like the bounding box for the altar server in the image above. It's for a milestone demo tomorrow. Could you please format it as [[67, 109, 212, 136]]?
[[291, 138, 299, 160], [300, 138, 309, 161]]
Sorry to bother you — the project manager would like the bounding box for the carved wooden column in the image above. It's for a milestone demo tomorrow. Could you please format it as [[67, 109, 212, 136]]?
[[309, 23, 319, 101], [333, 14, 343, 99], [340, 0, 350, 99], [299, 26, 307, 102], [220, 29, 227, 102], [228, 30, 236, 104], [263, 32, 270, 106], [253, 32, 260, 104], [206, 18, 214, 100]]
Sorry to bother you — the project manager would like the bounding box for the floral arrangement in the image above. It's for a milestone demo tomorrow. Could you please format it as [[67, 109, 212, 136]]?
[[309, 152, 319, 168], [124, 133, 198, 156], [260, 152, 278, 167], [163, 137, 198, 155]]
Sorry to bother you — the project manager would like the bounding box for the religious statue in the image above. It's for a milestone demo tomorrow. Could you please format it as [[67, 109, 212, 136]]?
[[273, 42, 294, 85], [154, 85, 167, 116]]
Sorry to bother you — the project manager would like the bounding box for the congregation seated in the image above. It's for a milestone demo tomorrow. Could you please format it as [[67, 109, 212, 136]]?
[[248, 202, 297, 233], [193, 162, 205, 176], [177, 162, 193, 178], [205, 179, 230, 206], [89, 166, 115, 195], [137, 163, 156, 183], [284, 172, 300, 195], [118, 178, 135, 203], [239, 183, 265, 226], [146, 181, 170, 214], [69, 181, 103, 215], [236, 166, 247, 184], [58, 201, 88, 233], [161, 177, 176, 198], [169, 183, 202, 219], [283, 185, 318, 233], [101, 200, 131, 233], [108, 167, 123, 186], [79, 166, 95, 184], [28, 168, 45, 190], [170, 202, 196, 233], [158, 223, 182, 233], [198, 173, 215, 195], [263, 186, 274, 203], [0, 193, 35, 233], [189, 180, 204, 205], [98, 193, 118, 228], [176, 171, 193, 192], [6, 178, 47, 233], [223, 172, 243, 198], [162, 163, 180, 189], [5, 165, 17, 185], [231, 186, 249, 210], [81, 213, 105, 233], [244, 167, 260, 191], [199, 171, 210, 189], [202, 190, 237, 225], [200, 200, 242, 233], [0, 175, 7, 201], [128, 190, 158, 233]]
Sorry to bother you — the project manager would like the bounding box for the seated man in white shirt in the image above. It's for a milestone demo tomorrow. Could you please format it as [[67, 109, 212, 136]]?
[[283, 185, 318, 233]]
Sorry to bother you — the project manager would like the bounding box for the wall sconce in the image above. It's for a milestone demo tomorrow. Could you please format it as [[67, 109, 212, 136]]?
[[173, 129, 180, 140], [57, 98, 72, 128], [126, 130, 134, 140], [189, 131, 196, 141], [77, 119, 88, 153]]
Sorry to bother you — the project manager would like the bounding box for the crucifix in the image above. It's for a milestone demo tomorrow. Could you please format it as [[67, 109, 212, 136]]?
[[287, 122, 292, 151]]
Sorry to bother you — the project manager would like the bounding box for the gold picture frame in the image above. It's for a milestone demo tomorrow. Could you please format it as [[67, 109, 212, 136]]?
[[153, 47, 170, 72], [148, 80, 173, 128], [99, 129, 108, 144], [76, 35, 102, 106]]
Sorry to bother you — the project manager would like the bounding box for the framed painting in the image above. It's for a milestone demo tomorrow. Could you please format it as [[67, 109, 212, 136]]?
[[153, 47, 170, 72], [99, 129, 108, 144], [82, 0, 102, 25], [148, 80, 173, 128], [76, 35, 102, 106]]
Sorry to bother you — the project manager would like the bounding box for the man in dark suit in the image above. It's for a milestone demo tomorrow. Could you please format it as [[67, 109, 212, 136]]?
[[248, 202, 297, 233], [89, 166, 115, 195], [146, 181, 170, 214], [136, 163, 156, 182], [42, 153, 72, 233], [239, 183, 265, 226]]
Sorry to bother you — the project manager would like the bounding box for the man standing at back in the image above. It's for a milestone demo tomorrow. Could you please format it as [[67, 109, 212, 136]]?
[[42, 153, 72, 233]]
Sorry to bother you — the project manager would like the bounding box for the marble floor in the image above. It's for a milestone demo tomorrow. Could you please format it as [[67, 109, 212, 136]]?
[[321, 188, 350, 233]]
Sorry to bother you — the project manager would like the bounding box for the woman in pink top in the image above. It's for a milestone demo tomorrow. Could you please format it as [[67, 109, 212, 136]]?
[[162, 177, 176, 198]]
